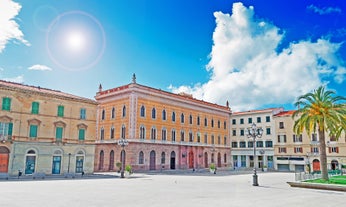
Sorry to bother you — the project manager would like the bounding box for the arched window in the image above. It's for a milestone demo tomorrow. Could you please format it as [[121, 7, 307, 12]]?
[[189, 131, 193, 142], [122, 106, 126, 117], [161, 152, 165, 164], [224, 136, 227, 146], [100, 127, 104, 140], [172, 112, 176, 122], [218, 135, 221, 145], [197, 116, 200, 125], [151, 127, 156, 140], [110, 127, 115, 139], [224, 121, 227, 129], [140, 105, 145, 117], [162, 109, 166, 120], [180, 130, 185, 142], [101, 109, 105, 120], [218, 120, 220, 128], [162, 128, 167, 141], [211, 119, 214, 128], [152, 108, 156, 119], [109, 150, 114, 170], [171, 129, 176, 142], [204, 133, 208, 144], [204, 117, 208, 127], [139, 151, 144, 164], [211, 135, 215, 144], [140, 126, 145, 139], [111, 107, 115, 119], [121, 125, 126, 138], [181, 113, 184, 123], [189, 115, 193, 124], [224, 153, 227, 163]]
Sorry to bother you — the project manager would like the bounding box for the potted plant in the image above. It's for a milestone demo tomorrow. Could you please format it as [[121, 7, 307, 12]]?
[[116, 162, 122, 173], [125, 165, 132, 177], [263, 165, 268, 172], [209, 163, 216, 174]]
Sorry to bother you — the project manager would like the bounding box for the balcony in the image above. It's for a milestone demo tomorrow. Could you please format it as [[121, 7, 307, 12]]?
[[0, 135, 12, 142]]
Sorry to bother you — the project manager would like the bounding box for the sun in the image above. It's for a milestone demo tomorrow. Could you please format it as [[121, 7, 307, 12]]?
[[65, 30, 86, 52]]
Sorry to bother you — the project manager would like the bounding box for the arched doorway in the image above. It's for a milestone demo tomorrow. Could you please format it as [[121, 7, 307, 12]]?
[[150, 150, 156, 170], [204, 152, 208, 168], [99, 150, 104, 171], [217, 153, 222, 168], [170, 151, 176, 170], [188, 151, 194, 169], [25, 150, 36, 174], [0, 146, 10, 173], [109, 150, 114, 171], [312, 159, 320, 172], [76, 150, 85, 173], [331, 160, 339, 170]]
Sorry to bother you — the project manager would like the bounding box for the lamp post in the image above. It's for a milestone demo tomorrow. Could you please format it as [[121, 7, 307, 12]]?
[[246, 123, 263, 186], [117, 138, 129, 178], [67, 153, 71, 173]]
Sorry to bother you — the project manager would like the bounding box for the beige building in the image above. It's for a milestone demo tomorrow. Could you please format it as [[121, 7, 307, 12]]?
[[0, 80, 97, 176], [94, 75, 232, 172], [230, 108, 284, 170], [273, 110, 346, 172]]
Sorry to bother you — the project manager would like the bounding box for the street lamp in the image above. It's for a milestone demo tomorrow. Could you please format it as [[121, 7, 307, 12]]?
[[68, 153, 71, 173], [117, 138, 129, 178], [246, 123, 263, 186]]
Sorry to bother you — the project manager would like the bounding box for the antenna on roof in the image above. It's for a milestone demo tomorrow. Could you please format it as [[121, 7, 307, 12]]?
[[132, 73, 136, 84], [99, 84, 102, 92]]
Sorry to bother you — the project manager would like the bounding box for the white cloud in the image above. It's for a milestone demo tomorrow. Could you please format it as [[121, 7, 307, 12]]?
[[307, 4, 342, 15], [28, 64, 52, 71], [170, 2, 345, 111], [0, 0, 30, 53], [3, 74, 24, 83]]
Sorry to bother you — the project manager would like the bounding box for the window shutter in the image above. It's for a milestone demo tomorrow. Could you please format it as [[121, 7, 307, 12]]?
[[328, 147, 331, 153], [336, 147, 339, 153], [79, 129, 85, 140], [284, 135, 287, 143], [301, 148, 303, 153], [56, 127, 63, 139], [277, 135, 280, 142], [8, 122, 13, 135]]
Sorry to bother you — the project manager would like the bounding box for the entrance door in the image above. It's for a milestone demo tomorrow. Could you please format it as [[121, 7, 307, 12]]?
[[149, 150, 156, 170], [170, 151, 176, 170], [52, 156, 61, 174], [76, 156, 84, 173], [0, 147, 10, 173], [25, 156, 36, 174], [331, 160, 338, 170], [204, 152, 208, 168], [217, 153, 221, 168], [312, 159, 320, 172], [188, 151, 194, 169]]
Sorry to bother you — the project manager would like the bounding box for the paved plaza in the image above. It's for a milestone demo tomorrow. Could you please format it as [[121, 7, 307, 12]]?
[[0, 171, 345, 207]]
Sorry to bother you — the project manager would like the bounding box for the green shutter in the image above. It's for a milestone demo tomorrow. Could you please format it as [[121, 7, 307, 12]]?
[[8, 122, 13, 135], [2, 97, 11, 111], [56, 127, 63, 139], [80, 108, 86, 119], [29, 125, 38, 138], [57, 105, 64, 117], [32, 102, 39, 114], [79, 129, 85, 140]]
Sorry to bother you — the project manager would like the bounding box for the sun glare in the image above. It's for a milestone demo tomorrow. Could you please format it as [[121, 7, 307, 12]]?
[[65, 31, 86, 52]]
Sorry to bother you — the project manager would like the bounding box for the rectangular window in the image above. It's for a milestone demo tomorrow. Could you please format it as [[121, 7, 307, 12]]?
[[266, 128, 271, 135], [239, 141, 246, 148], [257, 117, 261, 123], [240, 118, 244, 124], [204, 134, 207, 144], [80, 108, 86, 120], [293, 134, 302, 142], [232, 119, 236, 125], [78, 129, 85, 140], [294, 147, 303, 153], [56, 127, 63, 140], [312, 147, 319, 153], [311, 133, 318, 141], [329, 147, 339, 153], [2, 97, 11, 111], [265, 116, 270, 122], [265, 140, 273, 148], [279, 122, 284, 129], [231, 141, 238, 148], [0, 122, 13, 138], [278, 135, 287, 143], [278, 147, 287, 153], [232, 129, 236, 136], [256, 141, 263, 148], [57, 105, 64, 117], [31, 102, 39, 114], [248, 118, 252, 124], [240, 155, 246, 167], [29, 125, 38, 138], [240, 129, 244, 136], [248, 141, 253, 148]]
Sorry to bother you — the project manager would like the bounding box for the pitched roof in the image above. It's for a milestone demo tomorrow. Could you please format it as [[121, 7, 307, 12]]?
[[274, 110, 296, 117], [0, 80, 97, 104]]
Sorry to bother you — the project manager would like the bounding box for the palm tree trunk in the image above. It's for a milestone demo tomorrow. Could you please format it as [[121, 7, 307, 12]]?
[[318, 129, 329, 180]]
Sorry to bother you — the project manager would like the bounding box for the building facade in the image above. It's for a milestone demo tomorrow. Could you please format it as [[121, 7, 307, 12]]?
[[94, 75, 232, 172], [273, 110, 346, 172], [230, 108, 284, 170], [0, 80, 97, 176]]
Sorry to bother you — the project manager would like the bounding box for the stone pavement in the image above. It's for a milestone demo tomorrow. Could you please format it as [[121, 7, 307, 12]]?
[[0, 171, 345, 207]]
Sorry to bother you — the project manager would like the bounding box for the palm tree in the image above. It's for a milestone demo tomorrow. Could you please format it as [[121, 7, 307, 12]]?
[[292, 86, 346, 180]]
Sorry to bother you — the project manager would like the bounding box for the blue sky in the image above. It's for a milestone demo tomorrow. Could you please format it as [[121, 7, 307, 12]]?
[[0, 0, 345, 111]]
